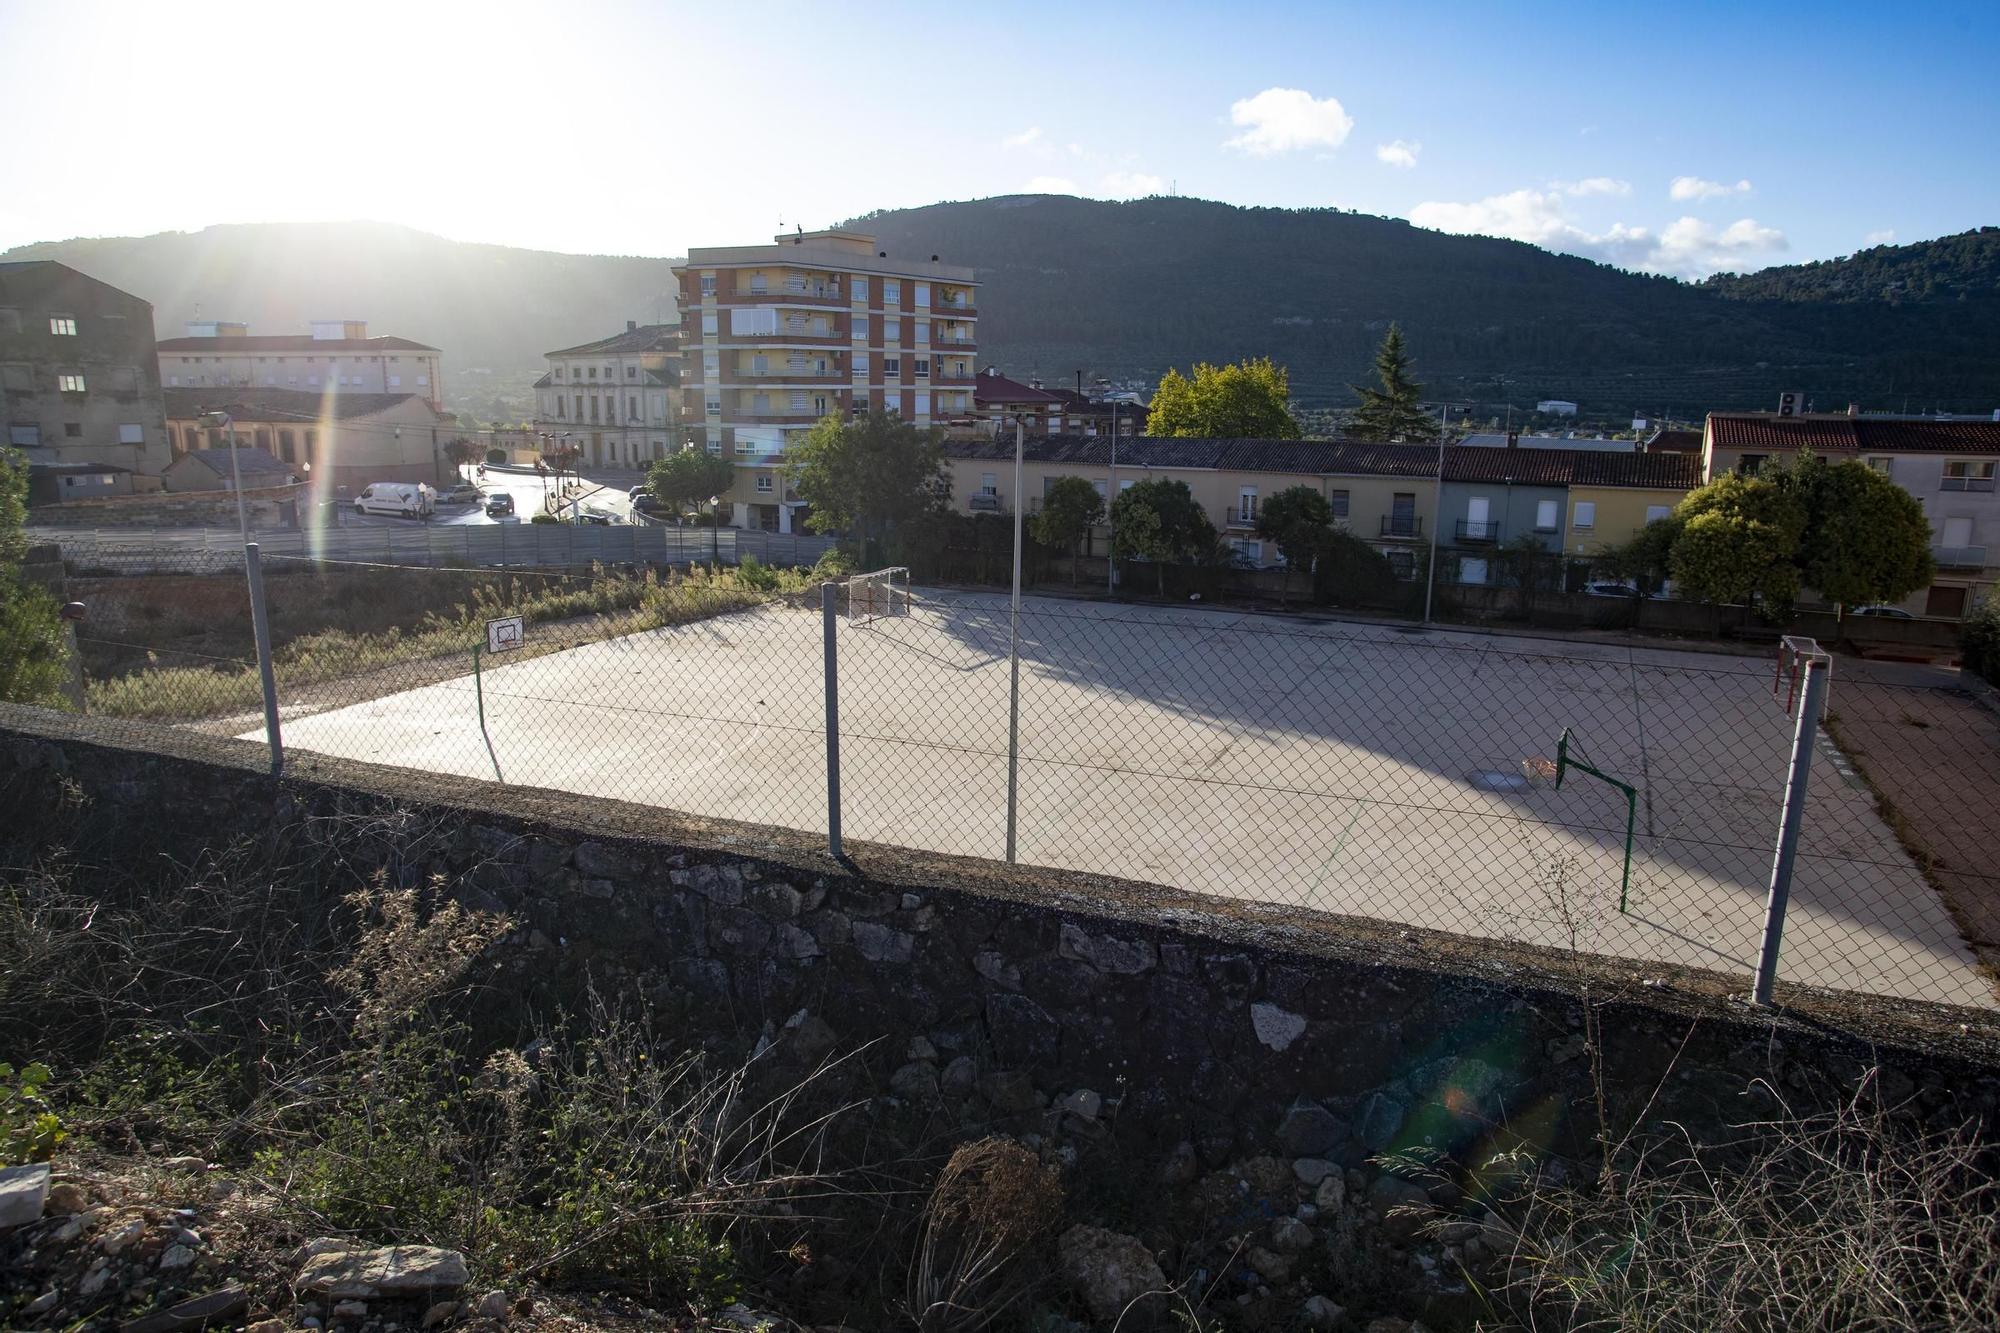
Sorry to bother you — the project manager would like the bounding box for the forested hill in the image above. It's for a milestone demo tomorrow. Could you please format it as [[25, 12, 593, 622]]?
[[1702, 226, 2000, 304], [858, 196, 2000, 415], [7, 205, 1996, 419]]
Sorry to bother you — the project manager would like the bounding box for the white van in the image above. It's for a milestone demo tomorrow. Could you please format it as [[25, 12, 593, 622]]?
[[353, 482, 436, 518]]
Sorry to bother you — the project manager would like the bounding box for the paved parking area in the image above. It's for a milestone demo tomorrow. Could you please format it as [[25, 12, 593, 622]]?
[[264, 590, 1995, 1009]]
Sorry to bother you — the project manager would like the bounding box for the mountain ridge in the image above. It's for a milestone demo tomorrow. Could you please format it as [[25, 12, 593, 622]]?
[[6, 202, 1996, 418]]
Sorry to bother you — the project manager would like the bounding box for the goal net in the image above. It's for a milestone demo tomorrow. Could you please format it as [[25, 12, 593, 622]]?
[[847, 567, 912, 625]]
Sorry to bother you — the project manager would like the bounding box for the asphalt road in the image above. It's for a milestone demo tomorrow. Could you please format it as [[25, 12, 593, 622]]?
[[340, 464, 642, 529]]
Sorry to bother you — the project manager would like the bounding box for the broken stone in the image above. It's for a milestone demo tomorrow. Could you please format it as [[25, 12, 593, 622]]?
[[1269, 1216, 1314, 1253], [1314, 1174, 1347, 1211], [851, 920, 914, 964], [1160, 1141, 1200, 1187], [1057, 1225, 1167, 1325], [889, 1061, 940, 1102], [102, 1218, 146, 1254], [1276, 1102, 1344, 1156], [45, 1180, 88, 1215], [1250, 1002, 1307, 1052], [1302, 1295, 1345, 1329], [939, 1056, 977, 1097], [1292, 1157, 1337, 1187], [159, 1243, 197, 1270], [474, 1289, 510, 1319], [906, 1036, 938, 1062], [0, 1162, 51, 1229], [1057, 922, 1157, 975], [422, 1300, 460, 1327], [1247, 1245, 1295, 1282], [296, 1244, 470, 1299], [333, 1298, 369, 1320], [1057, 1088, 1102, 1120]]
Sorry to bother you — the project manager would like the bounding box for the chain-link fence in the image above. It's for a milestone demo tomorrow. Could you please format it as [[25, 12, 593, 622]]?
[[27, 545, 2000, 1017]]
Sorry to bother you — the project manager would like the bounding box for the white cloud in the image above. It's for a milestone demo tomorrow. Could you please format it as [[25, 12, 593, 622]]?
[[1864, 228, 1896, 246], [1669, 175, 1752, 201], [1001, 126, 1042, 150], [1224, 87, 1354, 156], [1376, 139, 1421, 169], [1409, 188, 1787, 277], [1022, 176, 1079, 195], [1559, 176, 1631, 197], [1100, 170, 1166, 198]]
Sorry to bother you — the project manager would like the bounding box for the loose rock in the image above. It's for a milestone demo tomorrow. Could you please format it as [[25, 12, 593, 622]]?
[[1303, 1294, 1346, 1329], [475, 1289, 510, 1319], [0, 1162, 51, 1228], [297, 1244, 471, 1299], [1057, 1225, 1167, 1325], [45, 1180, 89, 1215]]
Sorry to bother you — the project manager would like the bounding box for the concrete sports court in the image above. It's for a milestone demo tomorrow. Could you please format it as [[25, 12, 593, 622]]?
[[263, 587, 1994, 1010]]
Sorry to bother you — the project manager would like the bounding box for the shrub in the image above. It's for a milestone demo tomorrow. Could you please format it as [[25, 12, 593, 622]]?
[[530, 512, 559, 525], [1962, 595, 2000, 686], [0, 1060, 64, 1164]]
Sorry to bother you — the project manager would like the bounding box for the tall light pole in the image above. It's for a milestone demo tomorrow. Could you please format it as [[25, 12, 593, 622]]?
[[199, 410, 250, 542], [1421, 402, 1450, 625]]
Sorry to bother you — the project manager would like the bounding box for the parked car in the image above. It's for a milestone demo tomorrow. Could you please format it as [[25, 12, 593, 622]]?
[[631, 494, 665, 516], [1582, 580, 1641, 598], [485, 492, 516, 517], [1852, 604, 1915, 619], [577, 509, 614, 526], [354, 482, 435, 518], [628, 484, 652, 502]]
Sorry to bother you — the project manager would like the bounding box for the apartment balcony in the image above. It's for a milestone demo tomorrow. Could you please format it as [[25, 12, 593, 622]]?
[[713, 331, 849, 348], [723, 366, 845, 383], [712, 288, 849, 308], [932, 372, 977, 386], [1455, 519, 1501, 543], [932, 332, 978, 345], [1379, 515, 1424, 540], [724, 410, 836, 426], [1934, 544, 1989, 569], [968, 491, 1003, 512]]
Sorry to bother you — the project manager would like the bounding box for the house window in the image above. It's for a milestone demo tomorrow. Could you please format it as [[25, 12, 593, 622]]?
[[1572, 501, 1597, 530], [628, 395, 639, 420], [277, 430, 296, 462], [1737, 453, 1767, 476], [627, 365, 638, 379], [118, 423, 143, 444], [916, 321, 931, 343], [63, 422, 81, 437], [1329, 489, 1350, 520], [57, 373, 86, 392], [914, 391, 930, 415], [699, 274, 716, 295], [1865, 456, 1893, 475], [8, 425, 40, 446], [1535, 499, 1559, 531], [49, 316, 77, 336], [1386, 549, 1416, 580], [705, 398, 721, 415], [885, 357, 901, 376], [749, 273, 769, 294], [756, 474, 774, 493], [886, 318, 901, 341], [389, 375, 401, 387], [914, 283, 931, 308], [588, 366, 598, 379], [1942, 460, 1997, 492], [416, 375, 428, 386], [556, 398, 566, 418], [702, 313, 719, 335], [915, 359, 930, 377], [303, 429, 316, 462], [1645, 504, 1672, 523], [853, 316, 870, 340], [1238, 487, 1258, 523], [883, 279, 901, 304], [1232, 538, 1262, 564], [852, 277, 869, 301]]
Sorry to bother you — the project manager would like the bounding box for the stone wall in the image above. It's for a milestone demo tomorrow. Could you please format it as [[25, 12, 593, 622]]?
[[25, 483, 307, 530]]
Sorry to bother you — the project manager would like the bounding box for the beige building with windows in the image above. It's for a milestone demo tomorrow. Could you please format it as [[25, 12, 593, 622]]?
[[156, 320, 444, 411], [674, 229, 976, 532], [531, 322, 679, 469], [163, 387, 452, 495], [1703, 412, 2000, 618]]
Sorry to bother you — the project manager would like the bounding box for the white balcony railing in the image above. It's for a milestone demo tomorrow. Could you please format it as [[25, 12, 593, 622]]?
[[1934, 544, 1989, 568]]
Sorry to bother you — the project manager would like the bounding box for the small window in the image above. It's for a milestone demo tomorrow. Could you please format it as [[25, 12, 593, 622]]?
[[1328, 489, 1350, 519], [1865, 456, 1892, 474], [1737, 453, 1767, 476], [1238, 487, 1258, 523], [588, 366, 598, 379], [702, 313, 719, 335], [1645, 504, 1672, 523], [756, 474, 774, 493], [63, 422, 82, 438], [57, 373, 86, 392], [1535, 498, 1559, 531], [885, 357, 901, 376], [118, 423, 143, 444], [8, 425, 40, 446], [705, 398, 721, 414], [883, 279, 901, 304], [914, 283, 931, 308], [915, 358, 930, 377], [886, 318, 901, 341], [627, 365, 637, 379], [416, 375, 428, 386], [49, 316, 77, 336], [1573, 501, 1597, 530], [699, 274, 716, 295]]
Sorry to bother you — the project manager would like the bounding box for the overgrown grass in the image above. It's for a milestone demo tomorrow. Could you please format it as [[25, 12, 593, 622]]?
[[86, 554, 850, 720]]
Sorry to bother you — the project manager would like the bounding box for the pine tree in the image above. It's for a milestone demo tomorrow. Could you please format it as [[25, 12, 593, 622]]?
[[1347, 324, 1439, 442]]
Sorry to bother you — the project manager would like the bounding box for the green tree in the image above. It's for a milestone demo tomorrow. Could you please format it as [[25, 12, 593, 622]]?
[[1312, 529, 1398, 606], [442, 438, 482, 471], [1667, 471, 1807, 613], [1147, 358, 1301, 439], [1604, 514, 1684, 595], [0, 451, 68, 706], [1110, 477, 1217, 595], [1029, 475, 1104, 584], [787, 410, 947, 548], [1766, 452, 1936, 610], [647, 447, 736, 523], [1255, 484, 1333, 603], [1347, 323, 1440, 442]]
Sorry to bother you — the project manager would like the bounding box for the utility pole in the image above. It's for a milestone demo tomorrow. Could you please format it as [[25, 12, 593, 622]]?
[[1422, 403, 1449, 624]]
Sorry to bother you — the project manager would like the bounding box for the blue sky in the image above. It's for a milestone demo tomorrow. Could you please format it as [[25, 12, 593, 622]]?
[[2, 0, 1994, 276]]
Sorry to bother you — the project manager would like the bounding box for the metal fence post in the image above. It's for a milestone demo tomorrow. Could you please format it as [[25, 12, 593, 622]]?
[[244, 542, 284, 778], [821, 581, 843, 859], [1752, 655, 1829, 1005], [1005, 415, 1024, 863]]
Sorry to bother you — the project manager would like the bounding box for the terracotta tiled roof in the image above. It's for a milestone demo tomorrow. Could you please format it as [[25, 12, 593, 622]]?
[[156, 334, 439, 353], [545, 323, 679, 358], [1645, 429, 1703, 453], [171, 447, 294, 478], [943, 436, 1702, 489], [163, 387, 444, 422], [973, 369, 1063, 406], [1706, 413, 2000, 455]]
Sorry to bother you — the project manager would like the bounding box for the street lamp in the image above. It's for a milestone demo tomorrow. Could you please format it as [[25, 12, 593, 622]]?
[[198, 410, 250, 542], [708, 493, 720, 566]]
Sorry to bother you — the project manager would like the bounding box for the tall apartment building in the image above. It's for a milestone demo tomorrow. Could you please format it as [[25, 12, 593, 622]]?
[[674, 229, 976, 532], [156, 320, 444, 411], [0, 261, 172, 493], [531, 322, 679, 468]]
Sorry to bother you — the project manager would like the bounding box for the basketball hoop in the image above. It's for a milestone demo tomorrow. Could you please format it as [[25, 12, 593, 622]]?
[[1774, 636, 1832, 717]]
